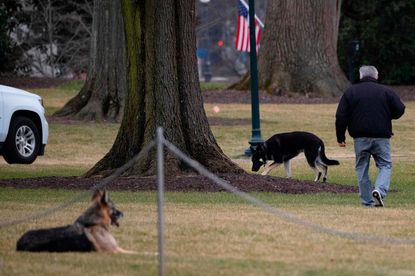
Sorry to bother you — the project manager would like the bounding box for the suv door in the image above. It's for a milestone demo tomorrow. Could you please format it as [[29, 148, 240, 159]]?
[[0, 90, 4, 144]]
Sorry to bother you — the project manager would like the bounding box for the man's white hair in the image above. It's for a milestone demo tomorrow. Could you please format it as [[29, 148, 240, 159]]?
[[359, 65, 378, 79]]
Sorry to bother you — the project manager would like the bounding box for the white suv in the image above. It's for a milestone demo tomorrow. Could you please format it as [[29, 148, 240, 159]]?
[[0, 85, 49, 164]]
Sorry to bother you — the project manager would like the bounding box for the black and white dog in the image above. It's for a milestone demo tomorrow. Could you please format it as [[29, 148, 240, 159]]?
[[251, 131, 339, 182]]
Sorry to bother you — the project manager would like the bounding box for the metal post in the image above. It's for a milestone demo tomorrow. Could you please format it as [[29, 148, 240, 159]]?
[[347, 39, 360, 83], [245, 0, 263, 156], [156, 127, 165, 276], [200, 0, 212, 82]]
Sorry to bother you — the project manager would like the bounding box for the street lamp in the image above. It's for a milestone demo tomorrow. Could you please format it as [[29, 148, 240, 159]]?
[[245, 0, 263, 156], [346, 39, 360, 83], [200, 0, 212, 82]]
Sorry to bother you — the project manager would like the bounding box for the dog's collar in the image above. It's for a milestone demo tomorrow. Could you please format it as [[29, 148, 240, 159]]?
[[75, 221, 110, 231], [262, 143, 273, 160], [261, 143, 267, 158], [73, 222, 87, 233], [75, 219, 97, 228]]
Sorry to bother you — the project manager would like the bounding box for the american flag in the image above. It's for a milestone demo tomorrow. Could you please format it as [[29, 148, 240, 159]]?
[[235, 0, 263, 53]]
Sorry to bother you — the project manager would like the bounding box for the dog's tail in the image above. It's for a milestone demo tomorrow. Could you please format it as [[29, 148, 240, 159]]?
[[319, 144, 340, 166]]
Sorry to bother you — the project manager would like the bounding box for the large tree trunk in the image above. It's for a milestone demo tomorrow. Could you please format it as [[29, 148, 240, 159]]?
[[53, 0, 126, 121], [86, 0, 242, 177], [233, 0, 349, 97]]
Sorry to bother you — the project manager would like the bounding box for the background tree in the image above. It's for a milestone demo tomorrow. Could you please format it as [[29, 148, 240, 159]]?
[[86, 0, 242, 177], [232, 0, 349, 97], [338, 0, 415, 84], [11, 0, 91, 77], [0, 1, 23, 73], [53, 0, 126, 121]]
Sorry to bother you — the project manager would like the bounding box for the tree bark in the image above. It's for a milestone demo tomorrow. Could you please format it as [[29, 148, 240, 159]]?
[[233, 0, 349, 97], [53, 0, 126, 121], [86, 0, 242, 177]]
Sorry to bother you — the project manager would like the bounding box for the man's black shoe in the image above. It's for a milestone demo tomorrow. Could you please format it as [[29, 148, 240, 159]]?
[[372, 190, 384, 207]]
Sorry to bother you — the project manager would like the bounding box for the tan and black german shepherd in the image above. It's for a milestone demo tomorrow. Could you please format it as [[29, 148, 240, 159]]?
[[16, 190, 135, 253]]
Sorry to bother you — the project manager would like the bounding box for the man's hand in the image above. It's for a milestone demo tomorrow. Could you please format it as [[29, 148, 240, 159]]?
[[338, 141, 346, 147]]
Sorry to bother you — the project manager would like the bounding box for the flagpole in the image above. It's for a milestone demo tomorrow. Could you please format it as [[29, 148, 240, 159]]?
[[245, 0, 263, 155]]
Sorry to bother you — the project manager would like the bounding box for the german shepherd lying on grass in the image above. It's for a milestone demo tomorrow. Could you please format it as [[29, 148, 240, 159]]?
[[16, 190, 135, 253], [251, 131, 340, 182]]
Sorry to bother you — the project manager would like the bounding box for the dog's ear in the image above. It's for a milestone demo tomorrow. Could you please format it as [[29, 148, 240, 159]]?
[[101, 190, 109, 204], [250, 146, 256, 154], [91, 190, 108, 204], [91, 190, 103, 202]]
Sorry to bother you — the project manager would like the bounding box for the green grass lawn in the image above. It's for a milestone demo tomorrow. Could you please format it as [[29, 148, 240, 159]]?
[[1, 81, 415, 275]]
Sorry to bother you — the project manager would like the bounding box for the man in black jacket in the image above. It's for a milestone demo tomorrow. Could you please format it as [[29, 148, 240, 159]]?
[[335, 65, 405, 207]]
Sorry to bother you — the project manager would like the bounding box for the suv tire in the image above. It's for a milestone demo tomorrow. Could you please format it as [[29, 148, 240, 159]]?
[[3, 116, 40, 164]]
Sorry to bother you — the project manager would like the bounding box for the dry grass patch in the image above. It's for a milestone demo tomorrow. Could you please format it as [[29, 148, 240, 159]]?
[[1, 101, 414, 178], [2, 199, 415, 275]]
